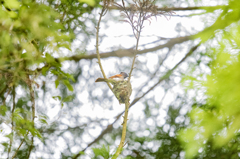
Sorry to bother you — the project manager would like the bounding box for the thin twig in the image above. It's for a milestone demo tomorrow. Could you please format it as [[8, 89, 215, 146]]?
[[12, 139, 25, 159], [95, 3, 113, 92], [3, 88, 12, 106], [12, 129, 32, 158], [27, 76, 35, 159], [72, 2, 111, 159], [128, 1, 146, 82], [7, 86, 15, 159], [127, 27, 140, 83], [0, 84, 8, 97], [135, 46, 173, 97], [108, 5, 226, 11]]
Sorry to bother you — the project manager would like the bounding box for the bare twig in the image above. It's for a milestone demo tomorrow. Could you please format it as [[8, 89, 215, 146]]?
[[135, 46, 173, 97], [2, 88, 12, 106], [73, 2, 111, 158], [127, 11, 142, 82], [108, 5, 226, 12], [12, 139, 25, 159], [27, 76, 35, 159], [7, 86, 15, 159], [95, 2, 113, 92]]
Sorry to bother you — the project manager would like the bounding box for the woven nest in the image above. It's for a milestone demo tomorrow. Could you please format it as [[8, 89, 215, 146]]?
[[112, 80, 132, 104]]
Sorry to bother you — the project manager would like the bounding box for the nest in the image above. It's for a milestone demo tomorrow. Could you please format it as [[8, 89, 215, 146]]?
[[112, 80, 132, 104]]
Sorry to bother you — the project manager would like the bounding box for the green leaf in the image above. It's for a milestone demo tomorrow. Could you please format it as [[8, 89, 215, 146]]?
[[0, 105, 8, 116], [62, 95, 74, 102], [58, 42, 72, 51], [63, 80, 74, 91], [66, 73, 75, 82], [51, 69, 59, 76], [35, 129, 43, 139], [42, 67, 49, 76], [45, 53, 55, 63], [92, 145, 111, 159], [39, 115, 48, 125], [52, 96, 62, 101], [55, 79, 60, 88]]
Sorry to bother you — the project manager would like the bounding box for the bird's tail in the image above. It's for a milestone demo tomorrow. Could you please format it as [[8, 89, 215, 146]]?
[[95, 78, 108, 82], [95, 78, 117, 84]]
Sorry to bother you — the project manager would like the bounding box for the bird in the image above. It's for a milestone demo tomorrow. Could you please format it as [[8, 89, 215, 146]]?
[[95, 72, 132, 104], [95, 72, 129, 83]]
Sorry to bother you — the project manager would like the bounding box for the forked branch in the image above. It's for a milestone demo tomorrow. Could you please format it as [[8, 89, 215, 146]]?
[[112, 0, 173, 158]]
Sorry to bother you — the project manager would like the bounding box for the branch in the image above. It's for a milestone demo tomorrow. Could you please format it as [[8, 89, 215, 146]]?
[[72, 125, 113, 159], [109, 5, 226, 11], [157, 5, 225, 11], [73, 2, 111, 159], [112, 100, 129, 159], [27, 76, 35, 159], [135, 46, 173, 97], [7, 86, 15, 159], [56, 36, 191, 62], [2, 88, 12, 106], [12, 139, 24, 159], [95, 2, 113, 92]]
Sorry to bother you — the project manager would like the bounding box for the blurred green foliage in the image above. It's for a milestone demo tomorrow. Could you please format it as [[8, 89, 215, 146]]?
[[0, 0, 99, 158], [180, 0, 240, 158], [92, 145, 111, 159]]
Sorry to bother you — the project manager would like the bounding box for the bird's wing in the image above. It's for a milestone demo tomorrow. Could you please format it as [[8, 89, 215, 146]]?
[[109, 74, 122, 79]]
